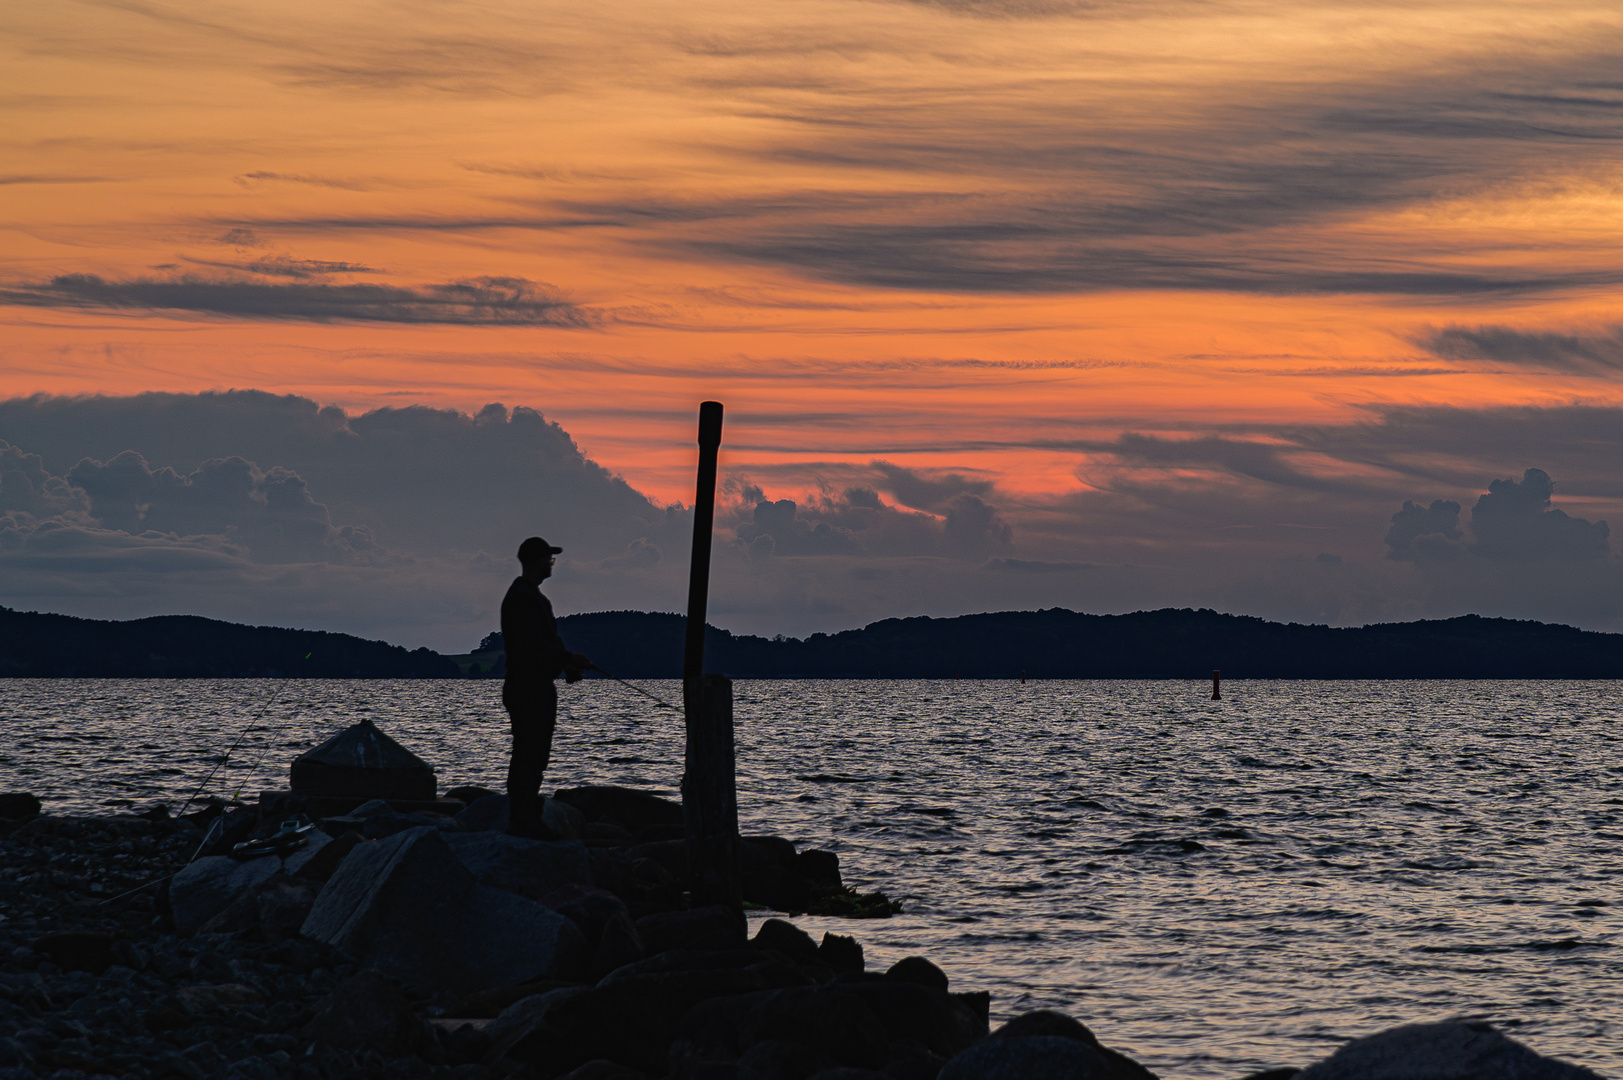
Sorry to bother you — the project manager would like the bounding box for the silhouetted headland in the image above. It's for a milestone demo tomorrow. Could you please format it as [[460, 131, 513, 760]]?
[[6, 605, 1622, 678], [0, 607, 458, 678]]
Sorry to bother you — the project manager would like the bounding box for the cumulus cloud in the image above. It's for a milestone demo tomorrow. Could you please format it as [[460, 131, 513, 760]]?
[[0, 273, 593, 326], [2, 392, 1622, 645], [0, 393, 688, 648], [0, 392, 674, 561], [0, 441, 89, 520], [67, 451, 380, 564], [1469, 468, 1610, 561], [1385, 468, 1607, 563], [726, 465, 1012, 563], [1384, 499, 1464, 562]]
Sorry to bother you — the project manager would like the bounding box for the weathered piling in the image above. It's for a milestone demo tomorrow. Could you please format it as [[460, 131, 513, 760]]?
[[683, 673, 739, 907], [1212, 668, 1221, 700], [680, 400, 739, 907]]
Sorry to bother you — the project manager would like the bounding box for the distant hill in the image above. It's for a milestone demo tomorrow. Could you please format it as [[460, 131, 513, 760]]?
[[5, 605, 1620, 679], [0, 608, 459, 678], [550, 608, 1623, 679]]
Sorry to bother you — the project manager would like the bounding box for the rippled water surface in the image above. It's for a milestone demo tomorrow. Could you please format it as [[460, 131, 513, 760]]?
[[5, 678, 1623, 1077]]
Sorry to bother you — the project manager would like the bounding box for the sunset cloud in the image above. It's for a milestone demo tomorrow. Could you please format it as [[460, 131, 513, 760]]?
[[3, 0, 1623, 639], [0, 274, 594, 326]]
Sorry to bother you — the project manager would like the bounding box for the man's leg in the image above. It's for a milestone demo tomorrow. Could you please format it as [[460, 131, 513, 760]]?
[[504, 680, 558, 835]]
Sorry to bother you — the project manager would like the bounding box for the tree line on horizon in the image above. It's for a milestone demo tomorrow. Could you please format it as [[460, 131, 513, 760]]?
[[2, 604, 1619, 679]]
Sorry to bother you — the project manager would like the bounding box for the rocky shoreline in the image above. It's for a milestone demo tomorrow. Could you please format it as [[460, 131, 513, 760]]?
[[0, 794, 1605, 1080]]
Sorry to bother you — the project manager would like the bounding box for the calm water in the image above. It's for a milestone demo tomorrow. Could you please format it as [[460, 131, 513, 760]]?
[[4, 678, 1622, 1077]]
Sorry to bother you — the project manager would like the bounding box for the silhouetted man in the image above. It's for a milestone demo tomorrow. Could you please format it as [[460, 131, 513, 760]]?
[[502, 536, 590, 838]]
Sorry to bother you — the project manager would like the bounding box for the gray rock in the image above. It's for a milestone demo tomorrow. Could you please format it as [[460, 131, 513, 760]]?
[[552, 787, 684, 833], [499, 970, 775, 1075], [940, 1037, 1120, 1080], [739, 1039, 835, 1080], [441, 831, 592, 902], [885, 957, 947, 993], [636, 905, 747, 954], [556, 1062, 649, 1080], [673, 986, 890, 1078], [982, 1012, 1153, 1080], [301, 969, 434, 1057], [543, 797, 586, 840], [169, 856, 282, 936], [175, 984, 266, 1015], [455, 795, 508, 833], [752, 920, 820, 968], [197, 875, 318, 941], [1293, 1022, 1604, 1080], [281, 829, 334, 876], [302, 826, 588, 999], [483, 988, 591, 1063], [826, 982, 987, 1061], [291, 720, 436, 801]]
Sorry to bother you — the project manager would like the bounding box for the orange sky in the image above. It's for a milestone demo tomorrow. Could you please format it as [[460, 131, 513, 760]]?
[[6, 0, 1623, 492], [3, 0, 1623, 641]]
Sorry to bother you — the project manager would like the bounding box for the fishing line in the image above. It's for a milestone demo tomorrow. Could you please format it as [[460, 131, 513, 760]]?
[[173, 654, 310, 819], [588, 665, 678, 710], [90, 660, 313, 910], [228, 680, 315, 803]]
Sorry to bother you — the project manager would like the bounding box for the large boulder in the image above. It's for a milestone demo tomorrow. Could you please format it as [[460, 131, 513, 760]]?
[[671, 986, 891, 1078], [168, 830, 333, 935], [442, 831, 592, 901], [939, 1036, 1120, 1080], [198, 874, 319, 941], [1293, 1022, 1604, 1080], [291, 719, 436, 801], [302, 969, 437, 1057], [587, 846, 684, 912], [985, 1012, 1153, 1080], [543, 884, 646, 978], [824, 982, 988, 1061], [169, 855, 282, 936], [598, 947, 812, 990], [636, 905, 747, 954], [455, 794, 584, 838], [301, 826, 588, 1000], [0, 793, 42, 821], [554, 786, 685, 834], [490, 970, 774, 1076]]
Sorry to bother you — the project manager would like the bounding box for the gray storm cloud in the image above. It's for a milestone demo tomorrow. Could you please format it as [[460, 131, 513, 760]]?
[[2, 393, 1622, 646], [1385, 469, 1609, 563], [67, 451, 379, 564]]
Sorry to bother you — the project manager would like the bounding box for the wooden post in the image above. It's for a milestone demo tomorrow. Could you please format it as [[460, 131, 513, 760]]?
[[683, 401, 723, 684], [1211, 669, 1221, 700], [680, 401, 738, 907], [684, 673, 739, 907]]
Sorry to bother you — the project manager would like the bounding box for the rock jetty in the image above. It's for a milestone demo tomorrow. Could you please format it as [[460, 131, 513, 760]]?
[[0, 790, 1604, 1080]]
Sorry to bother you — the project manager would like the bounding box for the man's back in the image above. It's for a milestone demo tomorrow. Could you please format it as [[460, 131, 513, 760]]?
[[501, 576, 566, 682]]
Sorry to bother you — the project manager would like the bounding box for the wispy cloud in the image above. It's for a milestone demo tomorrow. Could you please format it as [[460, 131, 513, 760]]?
[[1419, 324, 1623, 375], [233, 171, 373, 191], [183, 255, 380, 279], [0, 273, 595, 326], [0, 174, 113, 186]]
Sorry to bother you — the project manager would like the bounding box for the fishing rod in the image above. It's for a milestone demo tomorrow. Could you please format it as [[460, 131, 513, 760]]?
[[173, 654, 310, 819], [89, 657, 315, 911], [589, 664, 678, 710]]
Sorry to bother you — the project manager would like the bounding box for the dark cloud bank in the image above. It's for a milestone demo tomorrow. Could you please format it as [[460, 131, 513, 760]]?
[[1, 392, 1618, 648]]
